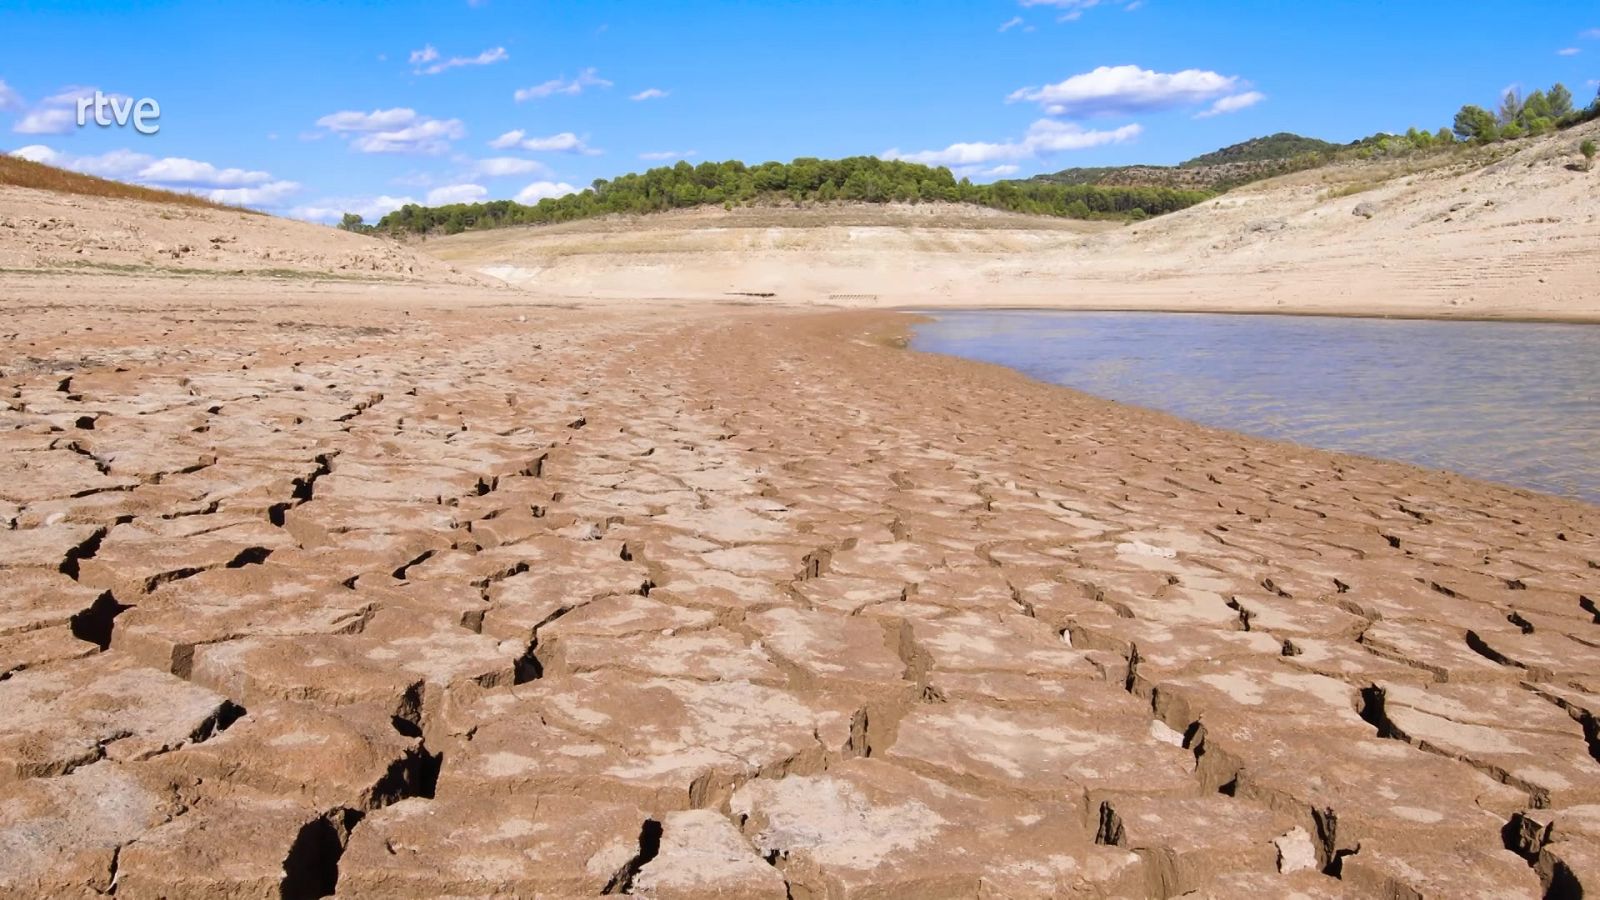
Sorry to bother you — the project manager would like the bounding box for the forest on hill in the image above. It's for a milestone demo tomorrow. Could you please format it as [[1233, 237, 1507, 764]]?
[[357, 81, 1600, 237], [368, 157, 1211, 235]]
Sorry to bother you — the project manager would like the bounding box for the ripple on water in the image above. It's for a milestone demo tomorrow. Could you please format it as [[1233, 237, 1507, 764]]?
[[911, 311, 1600, 504]]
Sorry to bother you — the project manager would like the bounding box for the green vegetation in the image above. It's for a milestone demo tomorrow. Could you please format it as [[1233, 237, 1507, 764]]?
[[1582, 139, 1597, 172], [1179, 133, 1341, 167], [1452, 81, 1596, 146], [361, 82, 1600, 237], [373, 157, 1212, 235]]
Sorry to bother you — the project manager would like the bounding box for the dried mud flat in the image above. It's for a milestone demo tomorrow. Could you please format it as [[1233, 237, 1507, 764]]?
[[1, 285, 1598, 899]]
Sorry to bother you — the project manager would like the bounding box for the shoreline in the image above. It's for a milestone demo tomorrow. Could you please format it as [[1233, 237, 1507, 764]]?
[[896, 303, 1600, 326]]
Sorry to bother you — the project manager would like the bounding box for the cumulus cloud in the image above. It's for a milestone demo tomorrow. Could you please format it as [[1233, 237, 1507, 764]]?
[[639, 150, 697, 161], [351, 118, 465, 154], [413, 46, 508, 75], [1009, 65, 1244, 116], [1194, 90, 1265, 118], [7, 145, 299, 207], [1557, 47, 1580, 56], [514, 68, 612, 101], [489, 130, 600, 155], [315, 108, 420, 133], [137, 157, 272, 187], [487, 129, 525, 150], [883, 119, 1142, 169], [315, 108, 464, 154], [0, 80, 22, 112], [630, 88, 669, 101], [207, 181, 302, 206], [425, 183, 488, 205], [514, 180, 578, 203], [472, 157, 552, 177], [11, 86, 133, 135]]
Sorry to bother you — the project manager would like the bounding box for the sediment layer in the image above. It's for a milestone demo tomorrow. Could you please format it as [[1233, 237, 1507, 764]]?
[[1, 288, 1597, 898]]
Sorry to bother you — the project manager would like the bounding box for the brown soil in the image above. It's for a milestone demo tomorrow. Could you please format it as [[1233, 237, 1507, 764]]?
[[1, 275, 1596, 897]]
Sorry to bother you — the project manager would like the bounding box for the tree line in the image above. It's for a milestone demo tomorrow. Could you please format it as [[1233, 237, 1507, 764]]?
[[360, 157, 1213, 235], [1450, 82, 1596, 146]]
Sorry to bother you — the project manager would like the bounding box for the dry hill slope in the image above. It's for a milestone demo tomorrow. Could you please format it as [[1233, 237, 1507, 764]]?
[[425, 120, 1600, 320], [0, 182, 486, 286]]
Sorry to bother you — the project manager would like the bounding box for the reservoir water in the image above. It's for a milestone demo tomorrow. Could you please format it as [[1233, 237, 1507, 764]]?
[[911, 311, 1600, 504]]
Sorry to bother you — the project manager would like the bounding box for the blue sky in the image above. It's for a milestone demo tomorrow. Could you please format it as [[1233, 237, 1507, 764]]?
[[1, 0, 1596, 222]]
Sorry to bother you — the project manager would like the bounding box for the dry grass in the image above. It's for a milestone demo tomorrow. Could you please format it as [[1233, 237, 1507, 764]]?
[[0, 155, 258, 214]]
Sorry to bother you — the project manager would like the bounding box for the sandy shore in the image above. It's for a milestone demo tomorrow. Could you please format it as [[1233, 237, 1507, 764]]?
[[2, 278, 1597, 897]]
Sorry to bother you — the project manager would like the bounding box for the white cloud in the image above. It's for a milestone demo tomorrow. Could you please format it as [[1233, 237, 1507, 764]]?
[[315, 108, 464, 154], [8, 144, 62, 164], [291, 195, 417, 224], [473, 156, 552, 177], [425, 183, 488, 205], [630, 88, 669, 101], [514, 68, 612, 101], [883, 119, 1142, 167], [512, 131, 601, 153], [970, 164, 1020, 178], [1019, 0, 1136, 16], [350, 118, 465, 154], [639, 150, 697, 161], [315, 108, 419, 133], [11, 86, 130, 135], [999, 16, 1024, 32], [207, 181, 301, 206], [1009, 65, 1244, 116], [415, 46, 508, 75], [1582, 28, 1600, 39], [1557, 47, 1580, 57], [13, 108, 76, 134], [488, 129, 524, 149], [0, 80, 22, 112], [138, 157, 272, 187], [1194, 90, 1265, 119], [514, 180, 578, 203]]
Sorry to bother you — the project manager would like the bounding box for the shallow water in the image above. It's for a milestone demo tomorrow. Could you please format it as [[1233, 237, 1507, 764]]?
[[911, 311, 1600, 504]]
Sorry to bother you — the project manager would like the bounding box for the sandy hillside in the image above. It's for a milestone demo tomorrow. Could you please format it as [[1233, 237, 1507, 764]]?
[[427, 120, 1600, 320], [0, 184, 488, 285]]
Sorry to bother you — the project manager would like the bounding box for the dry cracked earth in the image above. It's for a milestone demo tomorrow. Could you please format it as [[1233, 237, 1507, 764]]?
[[1, 290, 1598, 899]]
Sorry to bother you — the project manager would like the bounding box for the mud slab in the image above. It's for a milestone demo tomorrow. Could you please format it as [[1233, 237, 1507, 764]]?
[[0, 287, 1596, 898]]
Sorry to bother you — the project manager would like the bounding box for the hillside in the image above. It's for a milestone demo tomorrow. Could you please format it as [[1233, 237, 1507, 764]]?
[[1026, 133, 1344, 192], [373, 156, 1211, 235], [420, 118, 1600, 321], [0, 154, 252, 213], [0, 164, 485, 284]]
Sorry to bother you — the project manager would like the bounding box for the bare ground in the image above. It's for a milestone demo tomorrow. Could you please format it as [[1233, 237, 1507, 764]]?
[[427, 120, 1600, 322], [0, 129, 1597, 897]]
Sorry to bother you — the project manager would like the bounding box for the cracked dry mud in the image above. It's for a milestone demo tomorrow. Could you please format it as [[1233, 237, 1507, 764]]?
[[1, 292, 1597, 899]]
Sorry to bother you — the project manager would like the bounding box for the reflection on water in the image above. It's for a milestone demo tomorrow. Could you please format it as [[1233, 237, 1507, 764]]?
[[912, 311, 1600, 504]]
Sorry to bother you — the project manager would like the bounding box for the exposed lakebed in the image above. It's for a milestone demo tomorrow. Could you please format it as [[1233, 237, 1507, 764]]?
[[912, 310, 1600, 504]]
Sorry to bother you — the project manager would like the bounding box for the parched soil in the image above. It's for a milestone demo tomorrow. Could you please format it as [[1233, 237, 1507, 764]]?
[[1, 285, 1596, 898]]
